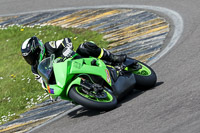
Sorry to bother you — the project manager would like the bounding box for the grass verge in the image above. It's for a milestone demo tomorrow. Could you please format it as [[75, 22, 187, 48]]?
[[0, 24, 109, 125]]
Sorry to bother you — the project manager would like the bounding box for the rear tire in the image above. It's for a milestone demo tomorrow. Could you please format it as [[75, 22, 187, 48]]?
[[130, 61, 157, 89], [69, 86, 117, 111]]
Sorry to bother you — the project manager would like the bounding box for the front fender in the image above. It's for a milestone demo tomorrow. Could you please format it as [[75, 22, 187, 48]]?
[[66, 77, 82, 97]]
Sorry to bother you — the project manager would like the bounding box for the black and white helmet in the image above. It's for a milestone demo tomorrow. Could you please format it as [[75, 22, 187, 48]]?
[[21, 36, 45, 65]]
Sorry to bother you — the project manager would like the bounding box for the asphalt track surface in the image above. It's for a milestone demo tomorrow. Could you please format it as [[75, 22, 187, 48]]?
[[1, 0, 200, 133]]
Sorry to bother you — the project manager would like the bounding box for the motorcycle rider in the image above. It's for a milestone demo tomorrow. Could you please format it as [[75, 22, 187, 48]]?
[[21, 36, 127, 86]]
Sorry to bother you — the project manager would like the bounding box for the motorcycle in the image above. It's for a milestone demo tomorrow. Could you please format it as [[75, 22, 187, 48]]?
[[38, 53, 157, 110]]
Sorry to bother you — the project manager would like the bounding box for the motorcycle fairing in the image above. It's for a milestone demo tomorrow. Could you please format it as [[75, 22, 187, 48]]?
[[53, 60, 71, 88], [69, 58, 112, 86]]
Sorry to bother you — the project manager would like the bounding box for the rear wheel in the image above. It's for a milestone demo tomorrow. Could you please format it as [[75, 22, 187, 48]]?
[[128, 60, 157, 89], [69, 85, 117, 111]]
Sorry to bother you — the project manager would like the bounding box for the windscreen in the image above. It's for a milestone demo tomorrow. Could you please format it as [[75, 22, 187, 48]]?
[[37, 57, 53, 83]]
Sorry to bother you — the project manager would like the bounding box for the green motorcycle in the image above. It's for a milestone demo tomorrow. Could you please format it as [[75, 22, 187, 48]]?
[[38, 53, 157, 110]]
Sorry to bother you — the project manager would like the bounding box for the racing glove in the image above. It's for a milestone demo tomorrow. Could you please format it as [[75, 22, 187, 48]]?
[[62, 47, 74, 58], [33, 73, 46, 89]]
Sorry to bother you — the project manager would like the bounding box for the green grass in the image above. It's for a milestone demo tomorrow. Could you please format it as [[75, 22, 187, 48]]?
[[0, 25, 109, 125]]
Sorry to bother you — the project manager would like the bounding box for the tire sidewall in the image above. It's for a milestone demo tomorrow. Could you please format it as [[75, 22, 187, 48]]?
[[69, 86, 117, 111], [133, 61, 157, 88]]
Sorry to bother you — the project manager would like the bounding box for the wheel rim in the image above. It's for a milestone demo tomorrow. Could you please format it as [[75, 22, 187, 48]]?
[[75, 87, 113, 103], [132, 63, 151, 76]]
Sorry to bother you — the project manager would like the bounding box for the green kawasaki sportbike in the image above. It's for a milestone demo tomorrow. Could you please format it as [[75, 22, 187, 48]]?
[[38, 53, 157, 111]]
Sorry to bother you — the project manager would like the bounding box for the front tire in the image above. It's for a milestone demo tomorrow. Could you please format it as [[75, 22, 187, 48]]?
[[69, 86, 117, 111]]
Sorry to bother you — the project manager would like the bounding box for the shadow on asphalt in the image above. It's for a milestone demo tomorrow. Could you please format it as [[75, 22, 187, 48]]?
[[119, 81, 164, 104], [67, 82, 164, 118], [68, 107, 103, 118]]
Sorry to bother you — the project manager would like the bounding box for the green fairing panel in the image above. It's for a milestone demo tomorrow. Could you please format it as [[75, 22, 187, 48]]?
[[53, 61, 69, 88], [70, 58, 112, 86], [66, 77, 82, 97], [56, 77, 82, 101]]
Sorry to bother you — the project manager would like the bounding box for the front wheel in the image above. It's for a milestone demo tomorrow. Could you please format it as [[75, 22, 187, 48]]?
[[69, 86, 117, 111], [128, 60, 157, 89]]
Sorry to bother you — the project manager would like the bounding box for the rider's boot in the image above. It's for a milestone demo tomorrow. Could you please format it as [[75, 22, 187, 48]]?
[[100, 49, 127, 64]]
